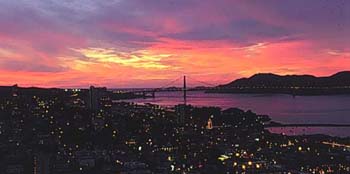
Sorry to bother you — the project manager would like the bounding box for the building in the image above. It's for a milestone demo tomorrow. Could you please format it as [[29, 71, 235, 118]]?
[[88, 86, 107, 112]]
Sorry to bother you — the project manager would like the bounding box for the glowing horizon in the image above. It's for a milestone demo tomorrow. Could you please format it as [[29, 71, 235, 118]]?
[[0, 0, 349, 88]]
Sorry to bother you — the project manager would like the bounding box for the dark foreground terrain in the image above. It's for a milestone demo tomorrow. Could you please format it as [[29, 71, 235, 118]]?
[[0, 86, 349, 173]]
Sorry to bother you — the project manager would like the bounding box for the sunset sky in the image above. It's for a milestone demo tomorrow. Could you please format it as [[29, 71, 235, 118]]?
[[0, 0, 349, 88]]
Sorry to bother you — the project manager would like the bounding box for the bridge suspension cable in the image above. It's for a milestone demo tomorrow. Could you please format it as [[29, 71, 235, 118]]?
[[148, 76, 217, 91], [186, 76, 217, 87], [157, 76, 183, 89]]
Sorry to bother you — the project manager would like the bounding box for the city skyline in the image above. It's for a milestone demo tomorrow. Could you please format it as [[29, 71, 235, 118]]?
[[0, 0, 349, 88]]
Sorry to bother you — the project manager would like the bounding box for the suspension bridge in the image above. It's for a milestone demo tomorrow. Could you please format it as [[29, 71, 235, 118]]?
[[113, 76, 217, 98]]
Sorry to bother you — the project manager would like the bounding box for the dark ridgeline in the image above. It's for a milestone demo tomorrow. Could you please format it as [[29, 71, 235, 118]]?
[[208, 71, 350, 95]]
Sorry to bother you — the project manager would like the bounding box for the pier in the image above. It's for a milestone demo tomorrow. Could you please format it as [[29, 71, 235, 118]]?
[[265, 123, 350, 128]]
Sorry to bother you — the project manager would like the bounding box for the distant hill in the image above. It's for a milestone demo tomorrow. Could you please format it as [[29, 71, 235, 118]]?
[[208, 71, 350, 95]]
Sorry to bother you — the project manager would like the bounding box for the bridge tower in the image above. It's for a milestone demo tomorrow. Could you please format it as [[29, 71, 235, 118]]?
[[183, 75, 187, 104], [179, 76, 187, 125]]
